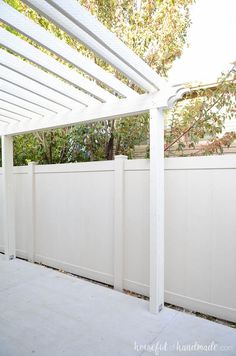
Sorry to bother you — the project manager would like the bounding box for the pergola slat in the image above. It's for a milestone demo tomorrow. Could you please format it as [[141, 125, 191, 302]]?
[[0, 91, 53, 116], [0, 49, 94, 107], [25, 0, 167, 92], [0, 0, 137, 99], [0, 80, 68, 114], [0, 118, 11, 125], [0, 108, 29, 122], [0, 65, 84, 111], [0, 99, 42, 120], [0, 28, 115, 103]]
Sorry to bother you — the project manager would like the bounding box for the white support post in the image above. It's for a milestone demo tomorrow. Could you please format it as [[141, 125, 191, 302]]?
[[113, 155, 127, 291], [27, 161, 36, 262], [149, 108, 165, 313], [1, 135, 15, 260]]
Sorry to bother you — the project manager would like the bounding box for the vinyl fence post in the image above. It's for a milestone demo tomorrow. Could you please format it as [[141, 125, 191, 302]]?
[[113, 155, 127, 291], [1, 135, 15, 260], [27, 161, 36, 262]]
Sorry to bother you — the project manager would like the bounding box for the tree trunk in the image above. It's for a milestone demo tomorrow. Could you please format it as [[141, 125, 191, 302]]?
[[106, 121, 115, 160]]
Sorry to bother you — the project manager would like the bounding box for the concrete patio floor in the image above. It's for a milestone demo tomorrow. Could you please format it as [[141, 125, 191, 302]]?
[[0, 255, 235, 356]]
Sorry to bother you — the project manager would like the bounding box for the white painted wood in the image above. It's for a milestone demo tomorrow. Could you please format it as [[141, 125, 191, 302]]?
[[0, 99, 41, 120], [25, 0, 167, 92], [0, 91, 51, 117], [149, 108, 164, 313], [0, 28, 113, 103], [1, 135, 15, 259], [0, 118, 10, 125], [27, 162, 36, 262], [0, 49, 89, 107], [113, 155, 127, 291], [0, 2, 134, 99], [0, 116, 16, 124], [0, 109, 27, 122], [1, 92, 168, 136], [0, 80, 66, 114], [0, 65, 81, 110]]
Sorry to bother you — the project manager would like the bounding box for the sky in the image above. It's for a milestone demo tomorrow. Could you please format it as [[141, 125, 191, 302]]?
[[168, 0, 236, 85]]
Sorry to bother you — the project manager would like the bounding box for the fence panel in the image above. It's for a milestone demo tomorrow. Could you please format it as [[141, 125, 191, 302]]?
[[0, 155, 235, 322]]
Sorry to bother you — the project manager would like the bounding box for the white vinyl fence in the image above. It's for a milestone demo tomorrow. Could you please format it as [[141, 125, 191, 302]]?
[[0, 155, 236, 322]]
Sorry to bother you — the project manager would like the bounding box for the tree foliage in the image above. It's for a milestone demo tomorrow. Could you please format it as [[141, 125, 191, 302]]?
[[165, 65, 236, 156]]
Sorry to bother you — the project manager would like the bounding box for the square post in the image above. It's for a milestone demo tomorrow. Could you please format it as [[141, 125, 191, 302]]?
[[149, 108, 164, 313], [27, 161, 36, 262], [1, 135, 15, 260], [113, 155, 127, 291]]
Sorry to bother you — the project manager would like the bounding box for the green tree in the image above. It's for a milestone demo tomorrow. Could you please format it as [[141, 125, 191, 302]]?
[[164, 65, 236, 156]]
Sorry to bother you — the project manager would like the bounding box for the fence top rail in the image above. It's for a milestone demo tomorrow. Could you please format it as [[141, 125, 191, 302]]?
[[165, 155, 236, 170], [0, 155, 236, 175]]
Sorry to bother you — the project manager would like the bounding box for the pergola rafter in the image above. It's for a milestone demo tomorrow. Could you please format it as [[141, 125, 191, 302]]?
[[0, 0, 187, 314]]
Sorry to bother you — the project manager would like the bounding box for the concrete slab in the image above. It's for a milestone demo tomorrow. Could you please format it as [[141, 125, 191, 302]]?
[[0, 255, 235, 356]]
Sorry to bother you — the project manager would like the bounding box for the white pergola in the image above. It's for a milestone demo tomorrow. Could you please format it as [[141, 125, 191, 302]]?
[[0, 0, 186, 313]]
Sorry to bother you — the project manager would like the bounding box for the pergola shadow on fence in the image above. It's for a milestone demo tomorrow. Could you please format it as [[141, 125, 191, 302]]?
[[0, 0, 186, 313]]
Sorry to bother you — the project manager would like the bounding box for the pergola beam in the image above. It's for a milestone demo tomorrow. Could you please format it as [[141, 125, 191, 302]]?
[[0, 92, 169, 136]]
